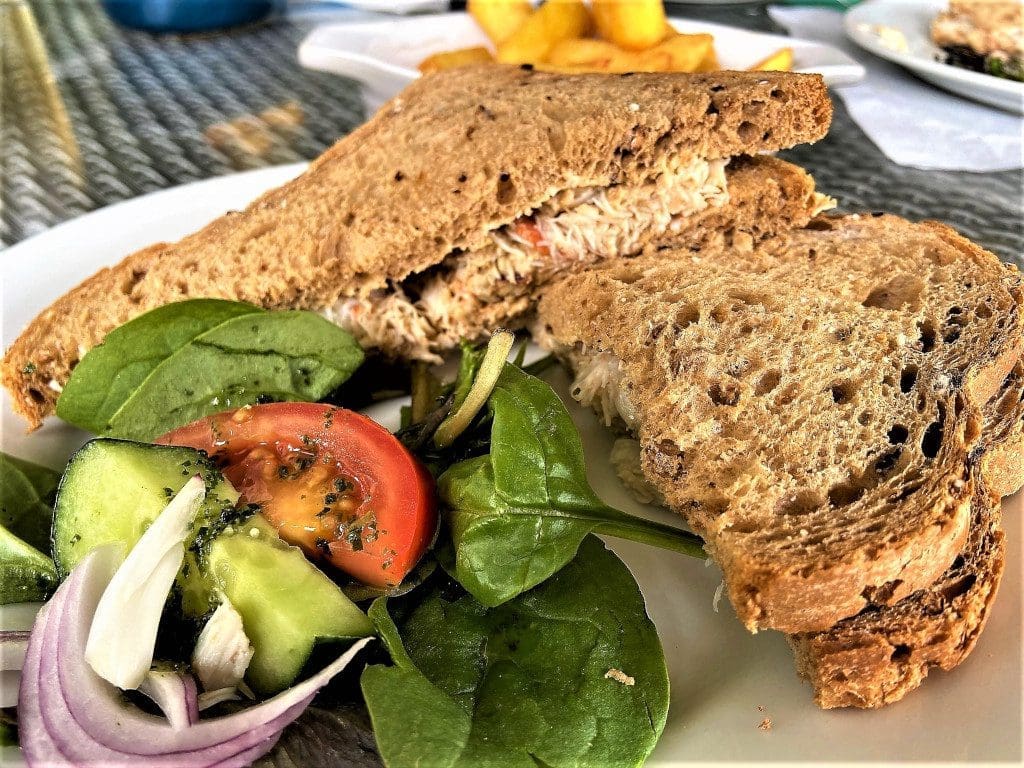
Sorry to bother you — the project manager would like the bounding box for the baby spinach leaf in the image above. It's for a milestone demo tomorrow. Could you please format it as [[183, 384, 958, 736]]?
[[57, 299, 261, 433], [0, 525, 56, 604], [58, 300, 364, 440], [0, 452, 59, 553], [437, 364, 704, 606], [0, 453, 59, 603], [361, 537, 669, 768]]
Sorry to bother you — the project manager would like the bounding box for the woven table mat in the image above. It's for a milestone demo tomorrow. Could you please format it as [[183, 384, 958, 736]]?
[[2, 0, 1021, 268]]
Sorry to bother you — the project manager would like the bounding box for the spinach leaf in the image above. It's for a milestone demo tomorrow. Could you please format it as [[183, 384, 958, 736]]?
[[58, 300, 364, 440], [0, 452, 59, 552], [0, 525, 56, 604], [0, 453, 59, 603], [57, 299, 260, 433], [362, 536, 669, 768], [437, 364, 704, 606]]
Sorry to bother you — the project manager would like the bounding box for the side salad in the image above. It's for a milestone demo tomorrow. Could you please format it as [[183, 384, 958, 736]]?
[[1, 298, 706, 767]]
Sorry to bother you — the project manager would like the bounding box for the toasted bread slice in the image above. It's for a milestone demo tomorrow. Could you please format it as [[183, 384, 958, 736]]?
[[2, 68, 831, 429], [786, 358, 1022, 708], [537, 214, 1023, 634], [788, 479, 1006, 708]]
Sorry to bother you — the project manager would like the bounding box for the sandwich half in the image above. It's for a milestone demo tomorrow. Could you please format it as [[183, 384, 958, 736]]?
[[536, 213, 1023, 635], [3, 67, 832, 429]]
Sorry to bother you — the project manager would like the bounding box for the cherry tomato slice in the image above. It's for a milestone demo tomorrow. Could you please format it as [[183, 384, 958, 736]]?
[[158, 403, 436, 589]]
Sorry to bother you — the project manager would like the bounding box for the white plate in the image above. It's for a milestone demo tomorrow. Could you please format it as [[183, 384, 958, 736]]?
[[845, 0, 1024, 114], [1, 168, 1021, 765], [298, 13, 866, 113]]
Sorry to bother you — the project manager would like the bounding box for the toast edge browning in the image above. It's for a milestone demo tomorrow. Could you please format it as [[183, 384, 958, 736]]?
[[787, 479, 1007, 709]]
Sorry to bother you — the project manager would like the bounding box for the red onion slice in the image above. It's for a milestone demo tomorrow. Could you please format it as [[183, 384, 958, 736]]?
[[19, 546, 373, 767], [138, 669, 200, 730]]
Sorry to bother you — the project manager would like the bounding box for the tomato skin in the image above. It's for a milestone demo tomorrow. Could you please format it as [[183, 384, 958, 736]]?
[[513, 217, 549, 254], [158, 403, 437, 589]]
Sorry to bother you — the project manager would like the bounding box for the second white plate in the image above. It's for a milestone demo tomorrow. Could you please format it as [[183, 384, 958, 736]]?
[[299, 13, 866, 113], [845, 0, 1024, 114]]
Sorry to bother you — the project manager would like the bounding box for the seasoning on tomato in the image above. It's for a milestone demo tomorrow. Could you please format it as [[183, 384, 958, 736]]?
[[158, 403, 437, 589]]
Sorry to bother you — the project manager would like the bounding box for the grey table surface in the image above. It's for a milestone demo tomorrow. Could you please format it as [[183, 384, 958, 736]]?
[[1, 0, 1021, 267]]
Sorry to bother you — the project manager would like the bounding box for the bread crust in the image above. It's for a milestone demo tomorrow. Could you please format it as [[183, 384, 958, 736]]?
[[788, 477, 1006, 709], [538, 214, 1023, 634], [787, 357, 1022, 708], [2, 68, 831, 429]]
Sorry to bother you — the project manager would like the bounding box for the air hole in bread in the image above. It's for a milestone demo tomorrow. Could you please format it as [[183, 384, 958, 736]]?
[[28, 388, 45, 404], [742, 100, 765, 119], [805, 218, 834, 231], [343, 212, 355, 226], [921, 421, 944, 459], [736, 121, 759, 143], [939, 574, 976, 601], [709, 381, 741, 407], [121, 268, 148, 295], [857, 411, 872, 426], [943, 326, 962, 344], [674, 305, 700, 330], [830, 382, 854, 404], [887, 424, 909, 444], [862, 274, 924, 311], [706, 102, 719, 116], [889, 644, 912, 663], [975, 303, 993, 320], [496, 173, 515, 204], [754, 370, 781, 396], [776, 491, 824, 516], [874, 448, 901, 474], [900, 366, 918, 393], [918, 320, 937, 352], [769, 87, 784, 99], [828, 481, 866, 507]]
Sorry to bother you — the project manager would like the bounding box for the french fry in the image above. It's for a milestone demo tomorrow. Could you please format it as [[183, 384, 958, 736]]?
[[748, 47, 793, 72], [592, 0, 668, 52], [546, 38, 626, 69], [651, 33, 713, 73], [496, 0, 592, 65], [418, 46, 495, 74], [694, 46, 720, 73], [467, 0, 532, 46]]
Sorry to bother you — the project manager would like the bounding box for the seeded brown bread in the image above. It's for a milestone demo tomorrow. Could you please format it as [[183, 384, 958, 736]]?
[[2, 67, 831, 429], [788, 477, 1005, 708], [786, 357, 1023, 708], [537, 214, 1023, 634]]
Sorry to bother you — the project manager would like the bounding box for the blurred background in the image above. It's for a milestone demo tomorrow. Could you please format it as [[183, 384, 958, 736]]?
[[1, 0, 1021, 263]]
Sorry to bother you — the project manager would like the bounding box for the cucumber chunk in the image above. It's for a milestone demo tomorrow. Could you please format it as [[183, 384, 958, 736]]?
[[53, 439, 240, 615], [52, 438, 373, 694], [207, 516, 373, 695]]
